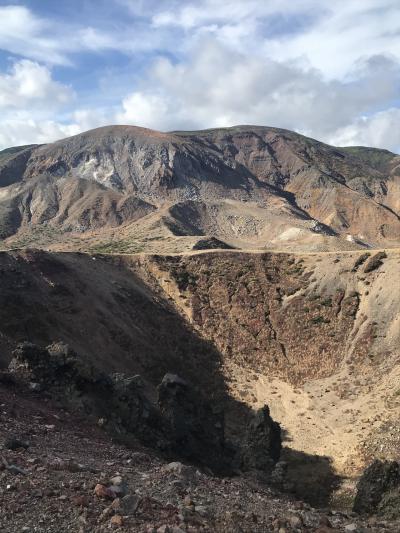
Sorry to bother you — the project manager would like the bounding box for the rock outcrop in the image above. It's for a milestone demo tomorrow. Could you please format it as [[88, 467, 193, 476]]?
[[8, 342, 162, 446], [157, 373, 228, 471], [241, 405, 282, 472], [353, 460, 400, 518], [7, 343, 281, 475]]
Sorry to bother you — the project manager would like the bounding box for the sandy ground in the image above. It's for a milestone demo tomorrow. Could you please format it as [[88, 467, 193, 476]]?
[[225, 358, 400, 480]]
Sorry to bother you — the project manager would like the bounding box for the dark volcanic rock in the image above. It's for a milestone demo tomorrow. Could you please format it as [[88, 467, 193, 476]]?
[[241, 405, 282, 472], [9, 341, 97, 391], [363, 251, 387, 273], [192, 237, 235, 250], [158, 373, 228, 470], [8, 344, 282, 474], [353, 459, 400, 518], [4, 436, 30, 450], [8, 342, 162, 442], [107, 372, 162, 444]]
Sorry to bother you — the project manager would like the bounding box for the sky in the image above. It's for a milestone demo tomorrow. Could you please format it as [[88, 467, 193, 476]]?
[[0, 0, 399, 151]]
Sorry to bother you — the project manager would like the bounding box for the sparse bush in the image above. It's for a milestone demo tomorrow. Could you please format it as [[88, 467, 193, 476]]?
[[310, 316, 330, 325]]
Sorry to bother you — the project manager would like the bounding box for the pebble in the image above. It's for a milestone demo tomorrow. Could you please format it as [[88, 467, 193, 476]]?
[[289, 514, 303, 528], [72, 495, 89, 507], [110, 514, 124, 528], [94, 483, 114, 500], [183, 495, 193, 506]]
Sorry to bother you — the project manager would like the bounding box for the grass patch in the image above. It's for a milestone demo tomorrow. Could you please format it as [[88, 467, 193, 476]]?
[[89, 240, 144, 254]]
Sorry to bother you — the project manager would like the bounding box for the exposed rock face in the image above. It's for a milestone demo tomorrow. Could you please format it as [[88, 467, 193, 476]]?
[[8, 342, 162, 446], [8, 343, 283, 473], [157, 373, 228, 471], [363, 251, 387, 273], [1, 124, 400, 251], [191, 236, 235, 250], [9, 341, 97, 390], [241, 405, 282, 472], [353, 460, 400, 518]]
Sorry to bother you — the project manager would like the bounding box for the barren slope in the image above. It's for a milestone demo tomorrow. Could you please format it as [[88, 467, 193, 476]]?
[[0, 125, 399, 252], [0, 248, 398, 485]]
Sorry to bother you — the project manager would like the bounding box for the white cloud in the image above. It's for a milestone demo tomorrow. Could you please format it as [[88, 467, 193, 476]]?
[[0, 5, 70, 64], [71, 108, 116, 131], [0, 59, 76, 150], [329, 108, 400, 150], [0, 119, 80, 149], [267, 0, 400, 79], [117, 92, 171, 129], [151, 0, 318, 29], [0, 60, 73, 109], [0, 1, 400, 152], [150, 0, 400, 80], [117, 41, 400, 144], [0, 5, 161, 65]]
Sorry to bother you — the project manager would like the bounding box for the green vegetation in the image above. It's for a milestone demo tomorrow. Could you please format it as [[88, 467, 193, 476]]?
[[172, 269, 198, 290], [89, 239, 145, 254], [3, 226, 63, 249], [310, 316, 330, 325], [339, 146, 396, 171]]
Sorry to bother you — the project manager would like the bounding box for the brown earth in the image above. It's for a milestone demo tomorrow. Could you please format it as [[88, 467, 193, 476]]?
[[0, 248, 398, 487], [0, 125, 399, 530]]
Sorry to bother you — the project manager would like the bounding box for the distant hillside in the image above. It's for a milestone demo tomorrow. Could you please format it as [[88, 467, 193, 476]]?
[[0, 125, 399, 252]]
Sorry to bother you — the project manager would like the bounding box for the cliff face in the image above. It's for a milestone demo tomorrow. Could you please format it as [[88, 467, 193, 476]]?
[[0, 125, 399, 251]]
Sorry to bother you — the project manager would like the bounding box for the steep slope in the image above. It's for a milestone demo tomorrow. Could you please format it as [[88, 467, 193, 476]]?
[[0, 248, 398, 480], [0, 125, 399, 251]]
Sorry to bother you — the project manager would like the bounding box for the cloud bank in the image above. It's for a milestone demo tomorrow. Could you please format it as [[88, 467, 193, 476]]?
[[0, 1, 399, 151]]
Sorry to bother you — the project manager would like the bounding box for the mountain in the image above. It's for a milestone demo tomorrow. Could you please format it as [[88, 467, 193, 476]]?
[[0, 124, 399, 252], [1, 125, 400, 528]]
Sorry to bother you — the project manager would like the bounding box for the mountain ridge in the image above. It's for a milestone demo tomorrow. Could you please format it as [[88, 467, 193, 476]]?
[[0, 124, 399, 253]]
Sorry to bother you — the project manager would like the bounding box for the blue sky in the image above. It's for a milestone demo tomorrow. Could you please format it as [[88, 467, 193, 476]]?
[[0, 0, 400, 150]]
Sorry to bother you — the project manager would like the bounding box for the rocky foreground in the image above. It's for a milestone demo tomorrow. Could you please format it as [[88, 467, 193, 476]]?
[[1, 343, 400, 533], [1, 383, 398, 533]]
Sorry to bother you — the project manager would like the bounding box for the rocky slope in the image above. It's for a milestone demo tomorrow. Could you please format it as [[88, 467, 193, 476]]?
[[3, 379, 394, 533], [0, 249, 398, 477], [0, 125, 399, 252]]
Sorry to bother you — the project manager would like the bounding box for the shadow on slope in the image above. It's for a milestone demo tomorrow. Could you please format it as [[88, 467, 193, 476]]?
[[282, 448, 342, 508], [0, 249, 341, 507]]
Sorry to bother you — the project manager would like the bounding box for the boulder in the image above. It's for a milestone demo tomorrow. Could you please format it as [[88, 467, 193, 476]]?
[[109, 373, 161, 439], [9, 341, 98, 394], [353, 459, 400, 518]]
